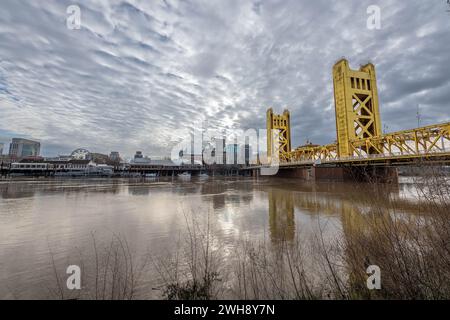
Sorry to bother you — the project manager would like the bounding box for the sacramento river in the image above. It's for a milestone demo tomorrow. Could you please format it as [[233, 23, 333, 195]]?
[[0, 176, 424, 299]]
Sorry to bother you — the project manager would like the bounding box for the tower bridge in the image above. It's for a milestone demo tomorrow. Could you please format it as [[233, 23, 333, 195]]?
[[263, 59, 450, 181]]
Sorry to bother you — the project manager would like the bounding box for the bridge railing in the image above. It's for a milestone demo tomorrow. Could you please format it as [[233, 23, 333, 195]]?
[[332, 147, 449, 162]]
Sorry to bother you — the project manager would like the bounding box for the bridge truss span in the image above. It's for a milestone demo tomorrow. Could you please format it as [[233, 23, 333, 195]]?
[[282, 122, 450, 165], [349, 122, 450, 161]]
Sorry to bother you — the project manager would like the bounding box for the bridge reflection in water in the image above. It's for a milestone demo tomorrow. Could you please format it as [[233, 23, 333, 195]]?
[[265, 181, 408, 244], [268, 188, 295, 242], [263, 178, 441, 296]]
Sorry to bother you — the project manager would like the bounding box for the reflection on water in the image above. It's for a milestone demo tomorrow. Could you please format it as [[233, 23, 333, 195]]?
[[0, 176, 429, 299], [268, 189, 295, 242]]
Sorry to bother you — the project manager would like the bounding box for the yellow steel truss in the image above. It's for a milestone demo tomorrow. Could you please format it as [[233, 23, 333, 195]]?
[[283, 122, 450, 164], [348, 122, 450, 159], [289, 144, 338, 163]]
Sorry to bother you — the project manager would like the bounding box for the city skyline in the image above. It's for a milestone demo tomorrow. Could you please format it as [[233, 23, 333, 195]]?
[[1, 1, 450, 158]]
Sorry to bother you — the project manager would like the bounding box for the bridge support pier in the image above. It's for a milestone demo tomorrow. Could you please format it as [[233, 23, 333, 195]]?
[[346, 166, 398, 183], [275, 166, 398, 183]]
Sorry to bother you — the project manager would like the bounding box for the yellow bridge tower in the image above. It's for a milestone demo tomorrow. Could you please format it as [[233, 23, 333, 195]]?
[[267, 108, 292, 162], [333, 59, 382, 157]]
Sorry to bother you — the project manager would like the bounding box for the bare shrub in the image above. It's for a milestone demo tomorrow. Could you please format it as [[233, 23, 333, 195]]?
[[154, 209, 226, 300], [333, 165, 450, 299], [49, 233, 147, 300]]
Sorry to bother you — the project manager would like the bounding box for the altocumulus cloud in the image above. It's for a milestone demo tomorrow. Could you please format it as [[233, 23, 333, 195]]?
[[0, 0, 449, 157]]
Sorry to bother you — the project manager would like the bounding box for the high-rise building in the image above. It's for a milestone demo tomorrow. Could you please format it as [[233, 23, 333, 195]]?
[[134, 151, 143, 159], [109, 151, 120, 162], [240, 144, 252, 166], [214, 138, 225, 164], [9, 138, 40, 158], [223, 143, 252, 165], [225, 144, 239, 165], [0, 143, 3, 155]]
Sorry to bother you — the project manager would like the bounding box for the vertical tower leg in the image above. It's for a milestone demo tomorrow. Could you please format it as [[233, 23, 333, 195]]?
[[333, 59, 382, 158]]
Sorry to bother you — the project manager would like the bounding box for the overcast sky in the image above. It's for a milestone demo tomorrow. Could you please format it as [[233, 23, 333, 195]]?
[[0, 0, 449, 158]]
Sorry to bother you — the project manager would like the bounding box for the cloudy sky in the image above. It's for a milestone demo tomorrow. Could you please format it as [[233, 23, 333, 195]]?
[[0, 0, 449, 158]]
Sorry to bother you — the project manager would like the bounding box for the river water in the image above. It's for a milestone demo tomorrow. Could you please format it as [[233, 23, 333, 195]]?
[[0, 176, 424, 299]]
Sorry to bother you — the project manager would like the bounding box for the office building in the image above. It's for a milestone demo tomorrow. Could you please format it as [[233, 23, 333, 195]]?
[[240, 144, 252, 166], [9, 138, 40, 158], [214, 138, 225, 164], [225, 144, 239, 165]]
